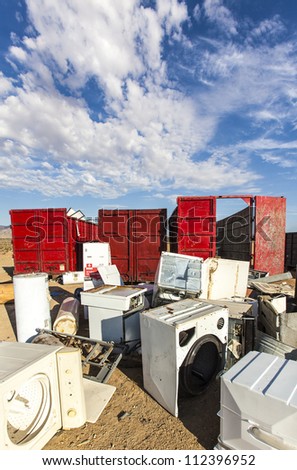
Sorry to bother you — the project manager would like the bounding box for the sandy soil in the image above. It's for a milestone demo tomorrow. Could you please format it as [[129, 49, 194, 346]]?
[[0, 245, 220, 451]]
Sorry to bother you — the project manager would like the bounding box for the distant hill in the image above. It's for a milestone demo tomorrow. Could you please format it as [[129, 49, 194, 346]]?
[[0, 225, 12, 239]]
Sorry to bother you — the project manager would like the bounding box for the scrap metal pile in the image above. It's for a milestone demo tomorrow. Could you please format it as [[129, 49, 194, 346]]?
[[2, 195, 297, 450]]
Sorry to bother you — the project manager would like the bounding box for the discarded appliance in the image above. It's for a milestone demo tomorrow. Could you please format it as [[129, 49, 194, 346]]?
[[250, 275, 295, 297], [248, 269, 269, 282], [83, 242, 111, 277], [83, 272, 103, 291], [53, 297, 80, 335], [216, 351, 297, 450], [98, 264, 123, 286], [255, 330, 297, 361], [80, 285, 148, 348], [66, 207, 86, 220], [13, 272, 51, 342], [258, 295, 297, 348], [140, 298, 228, 417], [62, 271, 84, 285], [200, 297, 257, 369], [0, 341, 115, 450], [35, 328, 123, 384], [200, 258, 250, 300], [10, 208, 99, 276], [152, 251, 203, 307], [98, 208, 167, 283]]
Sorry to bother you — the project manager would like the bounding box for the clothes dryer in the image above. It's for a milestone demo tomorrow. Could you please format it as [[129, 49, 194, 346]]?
[[0, 342, 87, 449], [140, 298, 228, 417]]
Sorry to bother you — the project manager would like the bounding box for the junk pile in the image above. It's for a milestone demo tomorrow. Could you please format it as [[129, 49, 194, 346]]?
[[2, 238, 297, 451]]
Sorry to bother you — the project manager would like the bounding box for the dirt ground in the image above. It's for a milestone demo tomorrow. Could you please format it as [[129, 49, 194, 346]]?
[[0, 242, 220, 451]]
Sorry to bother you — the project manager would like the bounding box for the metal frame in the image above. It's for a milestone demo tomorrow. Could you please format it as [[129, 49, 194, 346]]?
[[35, 328, 123, 383]]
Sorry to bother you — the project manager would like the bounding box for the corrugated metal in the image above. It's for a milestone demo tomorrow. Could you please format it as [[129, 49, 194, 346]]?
[[98, 208, 167, 283], [169, 196, 216, 259], [216, 206, 252, 262], [254, 196, 286, 275], [285, 232, 297, 270], [10, 208, 98, 275]]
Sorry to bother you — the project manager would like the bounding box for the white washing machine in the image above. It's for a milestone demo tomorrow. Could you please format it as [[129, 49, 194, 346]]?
[[0, 342, 87, 450], [140, 298, 228, 417]]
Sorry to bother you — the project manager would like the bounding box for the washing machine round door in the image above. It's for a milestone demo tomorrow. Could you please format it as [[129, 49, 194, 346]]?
[[179, 334, 223, 396], [5, 373, 52, 446]]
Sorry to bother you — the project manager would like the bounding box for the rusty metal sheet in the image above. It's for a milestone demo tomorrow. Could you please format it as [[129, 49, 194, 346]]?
[[254, 196, 286, 275]]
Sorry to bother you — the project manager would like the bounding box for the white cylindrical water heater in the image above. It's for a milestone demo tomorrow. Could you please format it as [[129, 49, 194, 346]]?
[[13, 273, 51, 343]]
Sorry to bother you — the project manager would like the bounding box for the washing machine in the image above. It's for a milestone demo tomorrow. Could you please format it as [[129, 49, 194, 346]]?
[[140, 298, 228, 417], [0, 342, 87, 450]]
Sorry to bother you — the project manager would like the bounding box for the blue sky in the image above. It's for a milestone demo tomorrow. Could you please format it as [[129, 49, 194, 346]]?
[[1, 0, 297, 229]]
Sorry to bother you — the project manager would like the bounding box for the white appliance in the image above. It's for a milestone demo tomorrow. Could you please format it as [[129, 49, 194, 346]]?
[[0, 342, 86, 449], [152, 252, 203, 306], [62, 271, 84, 285], [98, 264, 123, 286], [200, 258, 250, 300], [200, 297, 258, 369], [13, 273, 51, 343], [217, 351, 297, 450], [80, 285, 147, 346], [83, 242, 111, 277], [140, 298, 228, 417]]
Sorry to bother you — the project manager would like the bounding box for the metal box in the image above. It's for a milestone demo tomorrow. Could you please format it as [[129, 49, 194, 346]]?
[[10, 208, 98, 276], [200, 258, 250, 300], [152, 251, 203, 306], [83, 242, 111, 277], [218, 351, 297, 450], [80, 285, 147, 345]]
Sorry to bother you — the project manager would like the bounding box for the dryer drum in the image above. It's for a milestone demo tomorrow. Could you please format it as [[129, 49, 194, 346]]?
[[6, 373, 51, 445], [179, 334, 223, 396]]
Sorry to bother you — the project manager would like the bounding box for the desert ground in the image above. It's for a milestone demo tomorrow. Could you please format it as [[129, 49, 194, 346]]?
[[0, 240, 220, 451]]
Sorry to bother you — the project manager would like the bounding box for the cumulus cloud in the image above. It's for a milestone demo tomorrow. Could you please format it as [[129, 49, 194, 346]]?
[[1, 0, 297, 203]]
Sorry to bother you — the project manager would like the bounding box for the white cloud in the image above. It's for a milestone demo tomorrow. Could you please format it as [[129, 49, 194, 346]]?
[[0, 73, 15, 96], [2, 0, 297, 201], [261, 154, 297, 168], [247, 15, 286, 44], [203, 0, 238, 36]]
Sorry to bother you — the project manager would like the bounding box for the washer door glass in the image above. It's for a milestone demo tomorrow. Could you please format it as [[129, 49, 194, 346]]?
[[179, 335, 222, 396], [6, 373, 52, 445]]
